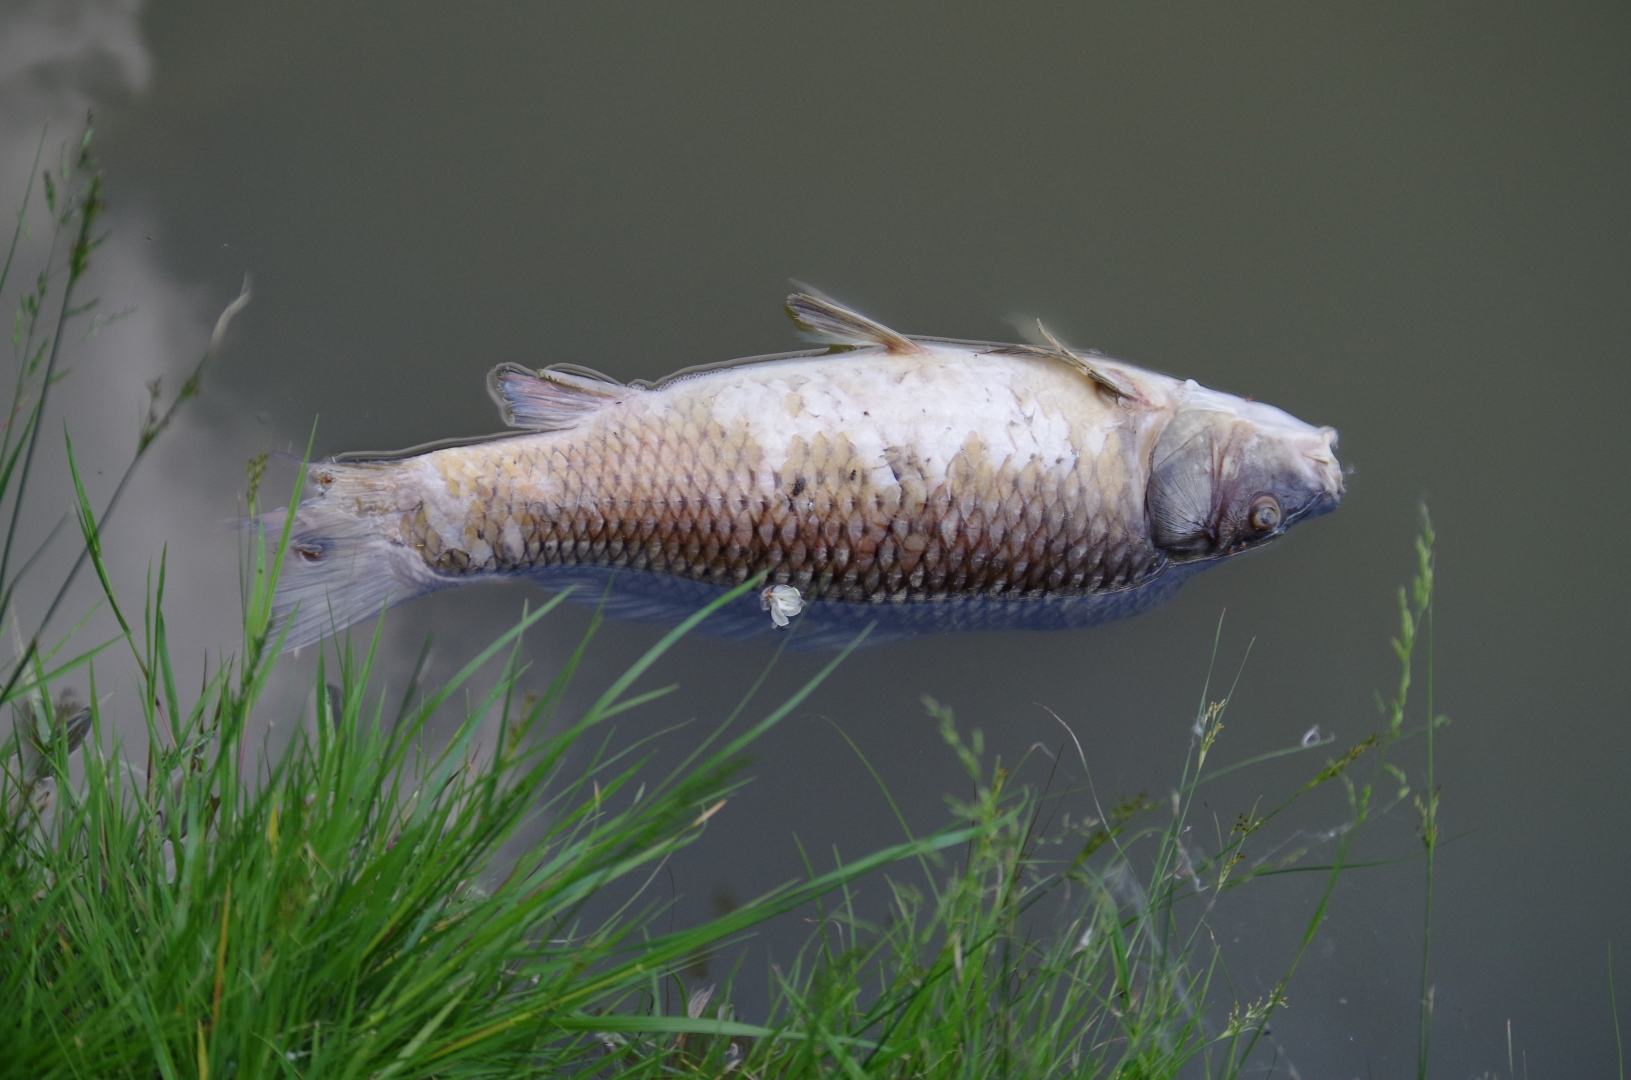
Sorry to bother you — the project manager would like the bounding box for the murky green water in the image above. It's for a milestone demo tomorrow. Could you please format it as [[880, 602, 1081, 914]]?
[[6, 2, 1628, 1073]]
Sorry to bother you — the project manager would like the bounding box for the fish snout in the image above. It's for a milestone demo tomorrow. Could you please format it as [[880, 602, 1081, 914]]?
[[1298, 425, 1345, 516]]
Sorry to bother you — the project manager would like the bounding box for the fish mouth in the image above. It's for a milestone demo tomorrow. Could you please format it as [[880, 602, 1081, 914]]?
[[1265, 486, 1341, 544], [1293, 487, 1342, 524]]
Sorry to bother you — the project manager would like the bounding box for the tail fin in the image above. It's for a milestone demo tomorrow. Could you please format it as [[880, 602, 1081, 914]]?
[[262, 464, 442, 652]]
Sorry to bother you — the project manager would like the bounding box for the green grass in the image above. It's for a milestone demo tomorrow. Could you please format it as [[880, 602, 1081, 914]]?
[[2, 123, 1453, 1079]]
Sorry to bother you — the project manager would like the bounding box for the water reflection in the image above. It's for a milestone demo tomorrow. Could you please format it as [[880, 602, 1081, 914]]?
[[0, 0, 254, 699]]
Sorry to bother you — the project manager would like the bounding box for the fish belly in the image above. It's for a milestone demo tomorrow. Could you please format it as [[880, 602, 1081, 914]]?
[[403, 349, 1169, 604]]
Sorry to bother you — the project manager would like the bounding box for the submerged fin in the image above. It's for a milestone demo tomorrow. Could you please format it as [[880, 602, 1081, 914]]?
[[785, 294, 923, 354], [488, 363, 630, 430], [1032, 321, 1139, 401]]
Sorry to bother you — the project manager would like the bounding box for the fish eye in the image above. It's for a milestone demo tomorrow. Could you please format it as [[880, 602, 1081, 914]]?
[[1247, 495, 1281, 533]]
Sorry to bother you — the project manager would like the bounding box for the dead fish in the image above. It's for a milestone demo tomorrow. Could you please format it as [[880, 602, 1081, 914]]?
[[268, 294, 1342, 650]]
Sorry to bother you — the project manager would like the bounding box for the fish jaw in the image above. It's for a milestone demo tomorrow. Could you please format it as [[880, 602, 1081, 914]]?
[[1147, 381, 1342, 563]]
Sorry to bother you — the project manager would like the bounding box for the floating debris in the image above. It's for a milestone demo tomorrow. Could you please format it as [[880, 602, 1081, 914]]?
[[761, 584, 804, 628]]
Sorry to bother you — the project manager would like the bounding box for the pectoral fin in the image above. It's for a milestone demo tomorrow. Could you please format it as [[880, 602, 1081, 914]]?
[[785, 293, 924, 354], [488, 363, 631, 430]]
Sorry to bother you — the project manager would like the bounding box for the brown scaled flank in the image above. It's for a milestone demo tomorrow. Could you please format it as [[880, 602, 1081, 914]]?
[[406, 401, 1165, 604]]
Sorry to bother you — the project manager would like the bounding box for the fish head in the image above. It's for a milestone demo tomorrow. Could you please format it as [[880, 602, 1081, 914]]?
[[1146, 383, 1343, 563]]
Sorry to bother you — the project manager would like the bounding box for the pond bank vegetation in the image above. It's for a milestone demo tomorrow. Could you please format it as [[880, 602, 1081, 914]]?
[[2, 125, 1448, 1079]]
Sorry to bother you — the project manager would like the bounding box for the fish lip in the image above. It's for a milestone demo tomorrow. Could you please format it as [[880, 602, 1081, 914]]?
[[1288, 488, 1343, 526]]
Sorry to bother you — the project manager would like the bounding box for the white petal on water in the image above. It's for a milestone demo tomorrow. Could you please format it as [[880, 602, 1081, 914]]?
[[761, 584, 803, 628]]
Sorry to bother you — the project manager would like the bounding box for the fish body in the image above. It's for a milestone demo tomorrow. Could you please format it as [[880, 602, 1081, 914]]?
[[272, 296, 1341, 649]]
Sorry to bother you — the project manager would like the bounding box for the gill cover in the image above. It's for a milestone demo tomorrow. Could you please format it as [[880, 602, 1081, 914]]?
[[1147, 394, 1342, 563]]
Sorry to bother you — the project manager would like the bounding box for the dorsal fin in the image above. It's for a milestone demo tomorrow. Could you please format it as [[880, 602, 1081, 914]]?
[[488, 363, 631, 430], [1033, 321, 1139, 401], [785, 294, 923, 354]]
